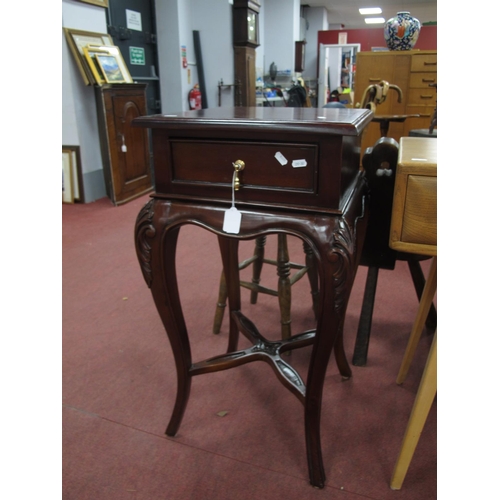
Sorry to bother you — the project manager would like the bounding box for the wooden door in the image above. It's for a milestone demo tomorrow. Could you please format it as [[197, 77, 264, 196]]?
[[98, 85, 153, 205], [106, 0, 161, 115]]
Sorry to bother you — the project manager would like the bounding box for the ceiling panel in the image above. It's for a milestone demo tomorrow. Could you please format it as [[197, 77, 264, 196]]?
[[300, 0, 437, 29]]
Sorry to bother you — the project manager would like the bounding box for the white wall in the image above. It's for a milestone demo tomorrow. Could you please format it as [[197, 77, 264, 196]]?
[[301, 6, 328, 81], [62, 0, 108, 202], [191, 0, 234, 108], [262, 0, 300, 78], [156, 0, 194, 113]]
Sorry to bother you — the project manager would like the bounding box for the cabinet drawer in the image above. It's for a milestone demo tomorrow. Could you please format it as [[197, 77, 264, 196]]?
[[409, 72, 437, 88], [407, 88, 437, 105], [411, 53, 437, 72], [171, 139, 317, 192], [401, 175, 437, 246]]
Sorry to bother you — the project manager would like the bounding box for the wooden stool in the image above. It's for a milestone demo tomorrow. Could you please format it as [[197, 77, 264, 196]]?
[[213, 234, 320, 341]]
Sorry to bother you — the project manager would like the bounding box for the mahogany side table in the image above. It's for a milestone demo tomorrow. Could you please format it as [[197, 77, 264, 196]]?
[[132, 107, 372, 488]]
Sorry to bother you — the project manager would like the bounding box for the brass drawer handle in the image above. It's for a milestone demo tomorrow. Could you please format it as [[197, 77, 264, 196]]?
[[419, 114, 431, 118], [233, 159, 245, 191], [420, 94, 434, 99], [422, 78, 436, 83], [368, 77, 381, 82], [424, 61, 437, 65]]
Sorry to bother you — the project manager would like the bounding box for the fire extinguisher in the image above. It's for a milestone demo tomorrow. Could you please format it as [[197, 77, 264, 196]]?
[[188, 84, 202, 110]]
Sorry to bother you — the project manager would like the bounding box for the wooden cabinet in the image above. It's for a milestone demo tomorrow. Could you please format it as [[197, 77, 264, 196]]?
[[133, 107, 372, 214], [354, 50, 437, 157], [389, 137, 437, 256], [95, 84, 153, 205]]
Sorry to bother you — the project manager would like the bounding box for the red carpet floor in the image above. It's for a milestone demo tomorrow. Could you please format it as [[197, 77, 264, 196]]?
[[63, 194, 436, 499]]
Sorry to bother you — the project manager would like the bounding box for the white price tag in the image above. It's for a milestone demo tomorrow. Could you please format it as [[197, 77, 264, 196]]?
[[223, 206, 242, 234], [274, 152, 288, 166], [292, 159, 307, 168], [121, 144, 127, 153]]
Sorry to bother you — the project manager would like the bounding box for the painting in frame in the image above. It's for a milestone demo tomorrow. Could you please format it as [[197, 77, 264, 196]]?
[[95, 54, 127, 84], [74, 0, 109, 8], [62, 146, 84, 204], [64, 28, 114, 85], [85, 45, 133, 85]]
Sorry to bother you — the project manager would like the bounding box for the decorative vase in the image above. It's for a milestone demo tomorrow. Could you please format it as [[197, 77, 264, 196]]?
[[384, 11, 421, 51]]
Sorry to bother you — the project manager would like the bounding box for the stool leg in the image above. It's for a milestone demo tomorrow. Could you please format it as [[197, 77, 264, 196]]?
[[397, 257, 437, 385], [277, 233, 292, 341], [250, 235, 266, 304], [391, 332, 437, 490], [407, 259, 437, 331], [303, 242, 320, 320], [212, 270, 228, 334], [352, 266, 379, 366]]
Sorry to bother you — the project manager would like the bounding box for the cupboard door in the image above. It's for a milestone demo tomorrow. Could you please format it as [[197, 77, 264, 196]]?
[[110, 93, 152, 203], [99, 85, 153, 205]]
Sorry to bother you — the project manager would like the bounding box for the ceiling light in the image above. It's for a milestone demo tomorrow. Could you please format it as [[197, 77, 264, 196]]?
[[359, 8, 382, 15], [365, 17, 385, 24]]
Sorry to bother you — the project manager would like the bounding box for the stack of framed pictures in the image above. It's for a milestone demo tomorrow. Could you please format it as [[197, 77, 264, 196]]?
[[64, 28, 132, 86]]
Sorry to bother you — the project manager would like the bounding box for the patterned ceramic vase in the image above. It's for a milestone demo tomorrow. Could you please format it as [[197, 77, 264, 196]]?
[[384, 11, 421, 51]]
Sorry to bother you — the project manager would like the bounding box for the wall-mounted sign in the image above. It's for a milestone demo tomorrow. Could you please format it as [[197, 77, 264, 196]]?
[[181, 45, 187, 68], [130, 46, 146, 65], [126, 9, 142, 31]]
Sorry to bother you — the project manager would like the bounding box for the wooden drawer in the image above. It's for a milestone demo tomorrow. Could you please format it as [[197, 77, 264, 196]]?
[[407, 88, 437, 105], [133, 107, 373, 214], [170, 139, 317, 192], [401, 175, 437, 246], [409, 72, 437, 88], [411, 53, 437, 72], [389, 137, 437, 256]]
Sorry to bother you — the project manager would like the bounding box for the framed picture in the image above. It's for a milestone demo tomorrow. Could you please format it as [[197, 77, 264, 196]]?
[[83, 46, 107, 85], [64, 28, 115, 85], [86, 44, 133, 84], [62, 146, 84, 203], [75, 0, 109, 7], [62, 151, 74, 204], [95, 54, 127, 83]]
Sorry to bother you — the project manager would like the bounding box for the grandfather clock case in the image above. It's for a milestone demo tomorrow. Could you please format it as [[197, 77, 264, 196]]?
[[95, 83, 153, 205], [232, 0, 260, 107]]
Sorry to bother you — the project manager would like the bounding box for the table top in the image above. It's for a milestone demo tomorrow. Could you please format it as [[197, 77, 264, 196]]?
[[398, 137, 437, 173], [133, 106, 373, 137]]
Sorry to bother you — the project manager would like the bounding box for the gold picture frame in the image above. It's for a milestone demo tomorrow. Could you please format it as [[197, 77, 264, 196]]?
[[62, 146, 84, 203], [95, 54, 127, 84], [64, 28, 115, 85], [86, 44, 133, 84], [74, 0, 109, 8]]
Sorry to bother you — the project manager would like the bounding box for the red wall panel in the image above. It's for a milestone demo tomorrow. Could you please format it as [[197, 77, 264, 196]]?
[[318, 26, 437, 52]]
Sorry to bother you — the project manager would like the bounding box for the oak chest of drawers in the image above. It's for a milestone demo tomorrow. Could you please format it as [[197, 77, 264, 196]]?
[[355, 50, 437, 157]]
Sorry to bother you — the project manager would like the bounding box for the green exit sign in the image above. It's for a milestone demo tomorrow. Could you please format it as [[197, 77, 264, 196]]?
[[130, 47, 146, 65]]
